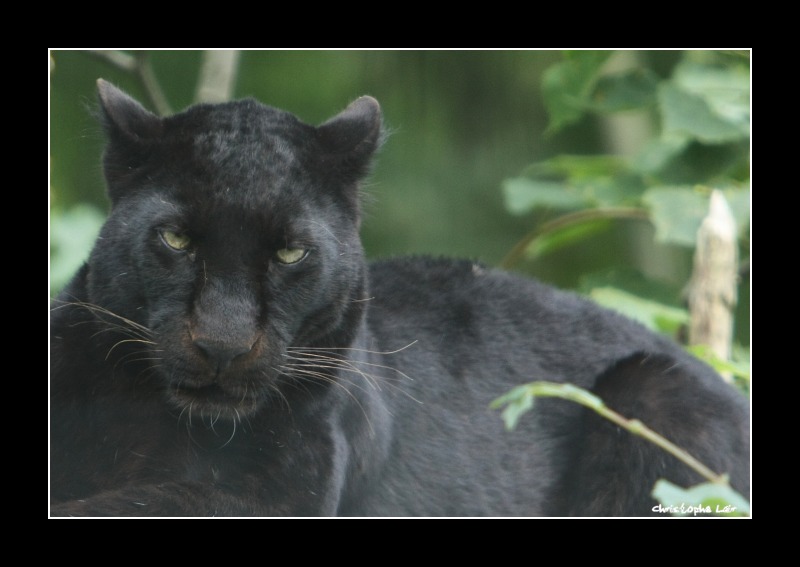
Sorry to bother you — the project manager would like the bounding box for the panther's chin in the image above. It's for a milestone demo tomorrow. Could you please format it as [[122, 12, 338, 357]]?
[[168, 383, 262, 420]]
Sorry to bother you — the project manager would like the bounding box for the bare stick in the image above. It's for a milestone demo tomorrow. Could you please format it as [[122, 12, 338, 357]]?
[[688, 190, 738, 381], [134, 53, 172, 115], [195, 50, 241, 103]]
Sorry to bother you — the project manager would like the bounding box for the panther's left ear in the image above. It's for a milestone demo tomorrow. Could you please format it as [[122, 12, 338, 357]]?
[[316, 96, 383, 180], [97, 79, 163, 142], [97, 79, 164, 203]]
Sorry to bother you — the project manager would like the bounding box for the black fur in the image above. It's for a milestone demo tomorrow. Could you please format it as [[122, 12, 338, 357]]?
[[50, 81, 749, 516]]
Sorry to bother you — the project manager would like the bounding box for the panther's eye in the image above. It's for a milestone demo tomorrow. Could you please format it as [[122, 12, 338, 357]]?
[[275, 248, 308, 265], [160, 229, 191, 251]]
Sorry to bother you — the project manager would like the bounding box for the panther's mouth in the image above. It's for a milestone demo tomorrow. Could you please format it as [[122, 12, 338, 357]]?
[[169, 383, 261, 419]]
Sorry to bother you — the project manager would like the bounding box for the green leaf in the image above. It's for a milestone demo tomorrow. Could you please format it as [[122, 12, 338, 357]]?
[[633, 134, 691, 175], [542, 51, 614, 132], [659, 83, 749, 144], [731, 345, 751, 396], [652, 479, 750, 517], [642, 186, 708, 247], [516, 156, 646, 209], [50, 205, 106, 296], [687, 344, 751, 383], [523, 155, 628, 181], [517, 155, 643, 208], [490, 384, 535, 431], [672, 61, 750, 133], [643, 186, 749, 247], [590, 287, 689, 335], [584, 173, 647, 207], [492, 381, 608, 430], [588, 68, 660, 112], [502, 177, 587, 215], [579, 268, 682, 307]]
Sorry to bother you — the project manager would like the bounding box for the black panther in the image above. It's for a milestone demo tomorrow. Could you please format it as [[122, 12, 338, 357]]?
[[49, 81, 749, 516]]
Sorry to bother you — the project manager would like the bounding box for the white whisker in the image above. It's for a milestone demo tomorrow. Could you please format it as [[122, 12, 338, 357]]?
[[287, 340, 418, 356]]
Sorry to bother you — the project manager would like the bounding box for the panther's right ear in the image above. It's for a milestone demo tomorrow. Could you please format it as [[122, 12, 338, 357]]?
[[97, 79, 163, 142], [316, 96, 383, 182]]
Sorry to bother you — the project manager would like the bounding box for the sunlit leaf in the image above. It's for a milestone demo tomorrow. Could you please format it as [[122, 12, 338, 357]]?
[[642, 186, 708, 247], [502, 177, 587, 215], [491, 382, 608, 430], [490, 384, 535, 431], [517, 156, 642, 208], [643, 186, 749, 247], [652, 479, 750, 517], [50, 205, 106, 295], [579, 269, 682, 307], [634, 134, 691, 175], [659, 83, 748, 144], [672, 62, 750, 133], [687, 344, 751, 384], [523, 155, 628, 181], [584, 174, 647, 207], [590, 286, 689, 335]]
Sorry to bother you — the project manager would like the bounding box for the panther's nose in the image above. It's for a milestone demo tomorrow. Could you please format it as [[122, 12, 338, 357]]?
[[193, 337, 254, 374]]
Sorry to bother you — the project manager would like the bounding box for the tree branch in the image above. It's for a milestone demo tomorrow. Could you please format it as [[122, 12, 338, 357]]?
[[492, 381, 728, 485], [84, 50, 137, 71], [500, 207, 649, 270], [83, 50, 172, 115], [195, 50, 241, 103]]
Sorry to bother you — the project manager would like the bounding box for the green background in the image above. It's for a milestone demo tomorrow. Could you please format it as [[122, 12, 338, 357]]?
[[49, 50, 749, 348]]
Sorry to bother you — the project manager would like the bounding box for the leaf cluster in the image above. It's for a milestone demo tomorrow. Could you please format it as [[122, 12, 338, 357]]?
[[503, 50, 750, 341]]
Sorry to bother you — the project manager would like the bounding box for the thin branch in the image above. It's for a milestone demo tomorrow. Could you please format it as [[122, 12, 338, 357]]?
[[492, 381, 728, 485], [83, 50, 172, 115], [500, 207, 650, 270], [134, 53, 172, 115], [84, 50, 137, 71]]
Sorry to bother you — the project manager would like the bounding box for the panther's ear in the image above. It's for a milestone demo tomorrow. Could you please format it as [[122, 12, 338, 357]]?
[[97, 80, 164, 201], [97, 79, 163, 141], [316, 96, 383, 181]]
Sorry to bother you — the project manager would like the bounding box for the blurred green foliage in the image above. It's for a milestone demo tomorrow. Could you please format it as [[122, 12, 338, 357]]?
[[502, 50, 750, 350], [49, 50, 750, 353], [49, 204, 104, 295], [494, 51, 750, 514], [50, 50, 559, 286]]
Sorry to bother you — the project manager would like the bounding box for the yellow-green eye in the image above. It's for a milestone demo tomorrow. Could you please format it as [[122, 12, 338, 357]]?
[[275, 248, 307, 264], [160, 229, 191, 251]]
